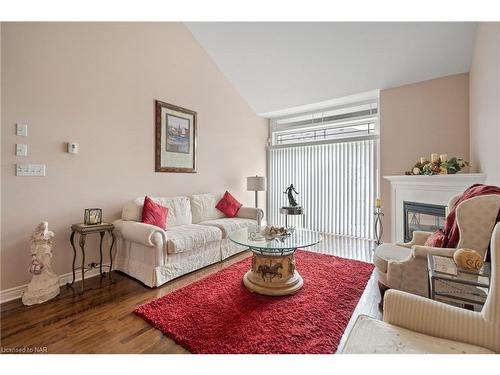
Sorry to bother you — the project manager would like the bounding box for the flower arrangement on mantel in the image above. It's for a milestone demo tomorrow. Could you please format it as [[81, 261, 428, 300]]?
[[405, 153, 470, 176]]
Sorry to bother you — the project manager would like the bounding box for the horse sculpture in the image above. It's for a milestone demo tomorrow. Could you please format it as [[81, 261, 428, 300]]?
[[257, 262, 283, 281]]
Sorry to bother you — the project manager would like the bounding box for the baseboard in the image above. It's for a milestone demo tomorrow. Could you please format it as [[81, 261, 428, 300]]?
[[0, 264, 110, 304]]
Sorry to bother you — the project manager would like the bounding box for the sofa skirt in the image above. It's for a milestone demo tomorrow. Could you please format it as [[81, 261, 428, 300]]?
[[114, 236, 229, 287], [220, 238, 248, 260]]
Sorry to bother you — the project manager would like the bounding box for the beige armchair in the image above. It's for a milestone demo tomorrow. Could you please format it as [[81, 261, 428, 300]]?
[[341, 222, 500, 354], [374, 194, 500, 300]]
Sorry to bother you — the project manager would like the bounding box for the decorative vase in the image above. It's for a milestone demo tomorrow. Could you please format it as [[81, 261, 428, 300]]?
[[453, 248, 484, 271]]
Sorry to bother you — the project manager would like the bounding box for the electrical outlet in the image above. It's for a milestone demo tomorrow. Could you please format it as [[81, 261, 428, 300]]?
[[16, 164, 46, 177], [16, 144, 28, 156], [16, 124, 28, 137]]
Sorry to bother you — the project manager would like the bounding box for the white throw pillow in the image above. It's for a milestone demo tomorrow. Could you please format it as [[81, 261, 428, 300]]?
[[190, 193, 226, 223], [122, 196, 192, 227]]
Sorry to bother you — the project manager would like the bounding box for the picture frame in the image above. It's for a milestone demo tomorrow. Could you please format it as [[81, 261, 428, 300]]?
[[155, 100, 197, 173], [84, 208, 102, 225]]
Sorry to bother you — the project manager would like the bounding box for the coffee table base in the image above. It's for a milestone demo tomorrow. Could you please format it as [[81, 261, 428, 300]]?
[[243, 252, 303, 296]]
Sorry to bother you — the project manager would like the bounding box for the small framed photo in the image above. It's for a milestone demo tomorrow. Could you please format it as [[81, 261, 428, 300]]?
[[84, 208, 102, 225]]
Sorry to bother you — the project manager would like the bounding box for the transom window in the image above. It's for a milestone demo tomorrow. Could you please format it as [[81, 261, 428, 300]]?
[[271, 101, 378, 146]]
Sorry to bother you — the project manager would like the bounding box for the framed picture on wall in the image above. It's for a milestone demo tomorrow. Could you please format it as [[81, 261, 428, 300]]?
[[155, 100, 197, 173]]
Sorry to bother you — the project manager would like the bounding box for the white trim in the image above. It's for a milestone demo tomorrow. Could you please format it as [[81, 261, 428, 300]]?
[[0, 264, 110, 304], [269, 134, 379, 150], [272, 114, 378, 133], [259, 90, 380, 119], [383, 173, 487, 186]]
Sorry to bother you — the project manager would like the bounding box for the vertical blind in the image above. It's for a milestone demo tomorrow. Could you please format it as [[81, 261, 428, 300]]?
[[268, 138, 376, 239]]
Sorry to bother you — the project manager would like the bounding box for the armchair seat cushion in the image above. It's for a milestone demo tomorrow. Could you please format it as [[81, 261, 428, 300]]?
[[342, 315, 493, 354], [374, 243, 412, 274], [198, 218, 256, 238], [166, 224, 222, 254]]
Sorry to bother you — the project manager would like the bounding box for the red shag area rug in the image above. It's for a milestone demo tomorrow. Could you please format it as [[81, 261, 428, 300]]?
[[135, 250, 374, 354]]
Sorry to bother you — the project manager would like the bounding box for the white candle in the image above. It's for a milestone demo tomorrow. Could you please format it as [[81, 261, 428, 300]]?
[[440, 154, 448, 162], [420, 157, 427, 164], [431, 153, 439, 163]]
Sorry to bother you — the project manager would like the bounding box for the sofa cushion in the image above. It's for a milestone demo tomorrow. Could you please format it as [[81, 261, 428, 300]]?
[[190, 193, 225, 223], [142, 196, 169, 230], [342, 315, 493, 354], [373, 243, 412, 274], [198, 218, 256, 238], [215, 191, 242, 218], [166, 224, 222, 254], [424, 230, 446, 247], [122, 196, 192, 227]]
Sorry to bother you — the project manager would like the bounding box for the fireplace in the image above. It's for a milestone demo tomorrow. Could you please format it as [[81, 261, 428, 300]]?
[[384, 174, 485, 242], [403, 201, 446, 242]]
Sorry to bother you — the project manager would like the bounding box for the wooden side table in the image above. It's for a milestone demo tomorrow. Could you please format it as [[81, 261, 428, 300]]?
[[67, 222, 115, 294]]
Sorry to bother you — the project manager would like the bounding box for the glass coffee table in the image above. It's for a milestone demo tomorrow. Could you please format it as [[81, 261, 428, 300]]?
[[229, 227, 321, 296]]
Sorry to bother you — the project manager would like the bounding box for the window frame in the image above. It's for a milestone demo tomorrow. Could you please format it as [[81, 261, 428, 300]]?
[[269, 99, 379, 148]]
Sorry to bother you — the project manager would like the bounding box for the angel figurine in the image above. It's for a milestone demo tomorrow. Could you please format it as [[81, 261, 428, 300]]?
[[22, 222, 60, 306]]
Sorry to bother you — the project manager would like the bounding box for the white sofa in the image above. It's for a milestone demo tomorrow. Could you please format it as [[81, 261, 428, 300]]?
[[112, 193, 263, 287]]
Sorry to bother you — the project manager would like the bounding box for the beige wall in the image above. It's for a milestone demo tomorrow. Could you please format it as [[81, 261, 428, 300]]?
[[379, 73, 470, 240], [1, 23, 267, 291], [470, 22, 500, 186]]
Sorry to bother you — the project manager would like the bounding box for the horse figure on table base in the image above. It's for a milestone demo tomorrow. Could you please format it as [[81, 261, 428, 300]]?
[[257, 263, 283, 281]]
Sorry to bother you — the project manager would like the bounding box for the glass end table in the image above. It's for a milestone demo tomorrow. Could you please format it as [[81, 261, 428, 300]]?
[[229, 227, 321, 296], [427, 254, 490, 310]]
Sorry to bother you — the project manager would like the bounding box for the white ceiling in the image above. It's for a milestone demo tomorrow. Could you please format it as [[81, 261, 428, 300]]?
[[186, 22, 477, 116]]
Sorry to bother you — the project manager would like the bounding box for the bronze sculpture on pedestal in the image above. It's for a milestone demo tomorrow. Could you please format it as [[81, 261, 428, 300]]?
[[284, 184, 299, 207]]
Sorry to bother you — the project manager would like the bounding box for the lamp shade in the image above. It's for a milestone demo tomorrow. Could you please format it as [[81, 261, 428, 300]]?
[[247, 176, 266, 191]]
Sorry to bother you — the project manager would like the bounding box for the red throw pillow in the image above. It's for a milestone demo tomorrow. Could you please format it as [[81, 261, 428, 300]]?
[[424, 230, 446, 247], [216, 191, 242, 218], [142, 196, 169, 230]]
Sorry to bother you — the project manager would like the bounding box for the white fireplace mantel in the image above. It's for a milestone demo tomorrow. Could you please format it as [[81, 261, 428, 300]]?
[[384, 173, 487, 242]]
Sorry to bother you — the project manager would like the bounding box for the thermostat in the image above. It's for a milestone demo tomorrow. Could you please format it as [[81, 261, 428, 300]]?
[[68, 142, 79, 154]]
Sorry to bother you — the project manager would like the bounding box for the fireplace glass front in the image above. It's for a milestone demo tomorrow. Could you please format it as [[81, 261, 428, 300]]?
[[403, 201, 446, 242]]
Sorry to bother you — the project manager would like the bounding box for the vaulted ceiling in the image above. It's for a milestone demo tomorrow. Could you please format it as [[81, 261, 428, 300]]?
[[186, 22, 477, 115]]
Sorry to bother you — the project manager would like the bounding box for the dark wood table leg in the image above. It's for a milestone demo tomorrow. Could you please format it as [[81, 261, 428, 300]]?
[[99, 231, 105, 277], [79, 234, 86, 294], [66, 231, 77, 287], [109, 230, 116, 283]]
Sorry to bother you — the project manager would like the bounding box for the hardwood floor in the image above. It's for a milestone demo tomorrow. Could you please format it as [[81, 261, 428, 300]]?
[[0, 235, 381, 354]]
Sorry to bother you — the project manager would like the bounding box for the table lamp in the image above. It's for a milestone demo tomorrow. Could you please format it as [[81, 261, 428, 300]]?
[[247, 175, 266, 209]]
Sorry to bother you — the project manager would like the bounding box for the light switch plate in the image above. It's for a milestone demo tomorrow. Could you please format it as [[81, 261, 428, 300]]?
[[16, 144, 28, 156], [16, 124, 28, 137], [16, 164, 46, 177]]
